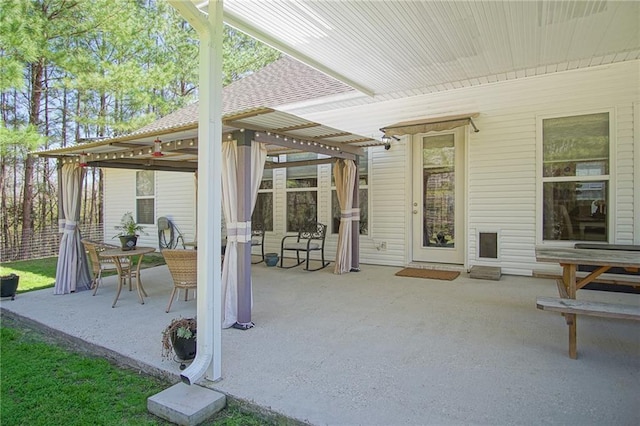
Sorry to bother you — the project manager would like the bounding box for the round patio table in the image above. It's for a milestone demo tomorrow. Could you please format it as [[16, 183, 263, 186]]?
[[99, 246, 155, 308]]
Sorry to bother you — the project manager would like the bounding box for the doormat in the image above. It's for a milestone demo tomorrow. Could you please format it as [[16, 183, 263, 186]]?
[[395, 268, 460, 281]]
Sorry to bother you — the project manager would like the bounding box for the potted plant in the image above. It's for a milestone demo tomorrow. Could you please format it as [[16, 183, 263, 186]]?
[[162, 317, 196, 368], [113, 212, 146, 250]]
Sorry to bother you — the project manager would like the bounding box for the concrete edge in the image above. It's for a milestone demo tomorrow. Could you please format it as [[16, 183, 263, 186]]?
[[1, 309, 311, 426]]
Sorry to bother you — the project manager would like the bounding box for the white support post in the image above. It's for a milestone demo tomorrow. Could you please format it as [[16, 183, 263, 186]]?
[[169, 0, 224, 384]]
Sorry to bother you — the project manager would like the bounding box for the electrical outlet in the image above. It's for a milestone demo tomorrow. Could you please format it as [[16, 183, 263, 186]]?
[[380, 241, 387, 250]]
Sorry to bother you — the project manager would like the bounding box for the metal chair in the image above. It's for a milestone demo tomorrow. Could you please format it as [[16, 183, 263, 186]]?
[[81, 239, 133, 296], [162, 249, 197, 313], [279, 222, 330, 271]]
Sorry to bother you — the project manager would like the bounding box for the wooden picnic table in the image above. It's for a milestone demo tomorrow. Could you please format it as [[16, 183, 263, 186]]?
[[535, 246, 640, 359]]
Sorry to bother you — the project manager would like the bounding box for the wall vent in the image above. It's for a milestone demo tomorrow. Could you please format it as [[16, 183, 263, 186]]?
[[478, 232, 498, 259]]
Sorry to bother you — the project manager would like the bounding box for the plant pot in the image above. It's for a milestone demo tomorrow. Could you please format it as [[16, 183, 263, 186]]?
[[265, 253, 279, 267], [119, 235, 137, 251], [171, 332, 196, 361], [1, 274, 19, 300]]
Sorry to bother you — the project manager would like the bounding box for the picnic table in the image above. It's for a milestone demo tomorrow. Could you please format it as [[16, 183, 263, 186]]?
[[535, 246, 640, 359]]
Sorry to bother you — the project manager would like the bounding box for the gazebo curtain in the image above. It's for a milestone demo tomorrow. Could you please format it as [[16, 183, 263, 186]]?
[[333, 159, 357, 274], [221, 140, 267, 328], [54, 163, 92, 294]]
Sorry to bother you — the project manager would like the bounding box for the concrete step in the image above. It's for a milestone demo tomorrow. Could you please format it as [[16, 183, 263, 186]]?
[[148, 382, 226, 426]]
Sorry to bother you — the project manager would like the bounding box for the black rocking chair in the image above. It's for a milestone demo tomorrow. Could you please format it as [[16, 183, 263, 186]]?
[[279, 222, 329, 271]]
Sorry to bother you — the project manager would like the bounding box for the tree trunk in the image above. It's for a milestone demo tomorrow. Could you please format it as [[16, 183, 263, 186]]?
[[20, 59, 44, 257]]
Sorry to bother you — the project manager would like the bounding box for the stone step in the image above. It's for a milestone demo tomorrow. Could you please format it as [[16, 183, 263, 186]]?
[[469, 265, 501, 281]]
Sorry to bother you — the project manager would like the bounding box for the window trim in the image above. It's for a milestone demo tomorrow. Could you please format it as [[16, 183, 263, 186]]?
[[536, 109, 615, 244], [135, 170, 156, 225], [284, 152, 319, 232]]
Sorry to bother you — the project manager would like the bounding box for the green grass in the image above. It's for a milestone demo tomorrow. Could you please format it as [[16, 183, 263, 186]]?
[[0, 324, 276, 425], [0, 253, 166, 293], [0, 257, 58, 292]]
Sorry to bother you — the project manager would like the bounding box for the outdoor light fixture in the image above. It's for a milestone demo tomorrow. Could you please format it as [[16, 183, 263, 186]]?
[[153, 138, 164, 157], [381, 134, 399, 150], [79, 152, 88, 167]]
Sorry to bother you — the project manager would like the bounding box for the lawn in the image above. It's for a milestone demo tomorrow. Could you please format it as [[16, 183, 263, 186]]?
[[0, 323, 274, 425], [0, 253, 166, 293]]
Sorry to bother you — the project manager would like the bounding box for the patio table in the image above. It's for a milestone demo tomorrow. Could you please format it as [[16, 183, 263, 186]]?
[[100, 246, 155, 308], [535, 246, 640, 358]]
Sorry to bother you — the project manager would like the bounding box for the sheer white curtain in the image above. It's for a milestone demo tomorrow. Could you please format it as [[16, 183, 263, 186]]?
[[221, 140, 267, 328], [333, 159, 357, 274], [54, 163, 92, 294]]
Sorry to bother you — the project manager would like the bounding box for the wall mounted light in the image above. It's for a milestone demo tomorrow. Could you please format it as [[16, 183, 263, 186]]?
[[381, 134, 399, 150]]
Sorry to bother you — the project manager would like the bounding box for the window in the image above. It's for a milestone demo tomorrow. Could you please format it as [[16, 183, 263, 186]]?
[[252, 168, 273, 231], [286, 152, 318, 231], [331, 151, 369, 235], [136, 171, 155, 225], [542, 112, 609, 241]]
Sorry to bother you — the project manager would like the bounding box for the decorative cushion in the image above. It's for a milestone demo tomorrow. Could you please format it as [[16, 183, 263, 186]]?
[[284, 242, 320, 251]]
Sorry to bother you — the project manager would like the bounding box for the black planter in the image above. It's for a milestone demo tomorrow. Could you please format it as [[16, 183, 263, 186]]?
[[171, 332, 196, 361], [119, 235, 138, 251], [1, 274, 19, 300]]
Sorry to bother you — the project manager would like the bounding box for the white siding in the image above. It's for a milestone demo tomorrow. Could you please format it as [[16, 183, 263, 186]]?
[[104, 61, 638, 275], [284, 60, 640, 275], [156, 171, 197, 245], [104, 169, 196, 249]]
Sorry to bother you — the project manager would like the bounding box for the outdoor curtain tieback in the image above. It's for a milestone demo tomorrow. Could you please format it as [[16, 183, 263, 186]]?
[[340, 208, 360, 222], [226, 221, 252, 243], [61, 219, 78, 233]]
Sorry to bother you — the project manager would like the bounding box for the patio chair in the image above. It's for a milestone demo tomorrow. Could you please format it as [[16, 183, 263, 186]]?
[[81, 239, 133, 296], [279, 222, 330, 271], [162, 249, 197, 313], [251, 222, 265, 264]]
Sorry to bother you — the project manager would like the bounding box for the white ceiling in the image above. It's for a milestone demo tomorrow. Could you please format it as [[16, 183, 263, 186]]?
[[204, 0, 640, 96]]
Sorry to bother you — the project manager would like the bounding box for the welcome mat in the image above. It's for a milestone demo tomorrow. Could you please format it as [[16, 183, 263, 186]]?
[[395, 268, 460, 281]]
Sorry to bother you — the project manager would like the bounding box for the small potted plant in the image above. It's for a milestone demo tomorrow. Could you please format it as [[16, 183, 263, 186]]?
[[113, 212, 146, 250], [162, 317, 197, 368]]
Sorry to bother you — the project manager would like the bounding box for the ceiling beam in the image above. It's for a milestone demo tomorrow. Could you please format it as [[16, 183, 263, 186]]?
[[263, 157, 334, 170], [89, 160, 197, 173], [251, 132, 357, 160]]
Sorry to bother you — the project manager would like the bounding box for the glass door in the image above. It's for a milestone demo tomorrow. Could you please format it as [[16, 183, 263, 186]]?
[[412, 129, 464, 264]]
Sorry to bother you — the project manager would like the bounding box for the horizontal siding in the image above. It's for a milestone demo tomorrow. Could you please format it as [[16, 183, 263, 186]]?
[[156, 172, 197, 245], [285, 60, 639, 275], [103, 169, 137, 244], [103, 61, 638, 275]]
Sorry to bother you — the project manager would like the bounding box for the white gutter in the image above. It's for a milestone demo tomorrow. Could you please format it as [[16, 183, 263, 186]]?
[[168, 0, 223, 385]]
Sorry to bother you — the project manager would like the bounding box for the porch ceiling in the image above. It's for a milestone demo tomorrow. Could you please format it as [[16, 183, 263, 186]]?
[[33, 108, 377, 172], [215, 0, 639, 96]]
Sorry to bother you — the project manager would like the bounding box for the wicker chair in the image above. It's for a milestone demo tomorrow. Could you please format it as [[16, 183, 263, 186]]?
[[81, 239, 133, 296], [162, 249, 197, 313]]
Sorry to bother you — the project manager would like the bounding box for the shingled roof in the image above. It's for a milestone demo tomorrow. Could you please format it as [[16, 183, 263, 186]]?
[[136, 56, 354, 134]]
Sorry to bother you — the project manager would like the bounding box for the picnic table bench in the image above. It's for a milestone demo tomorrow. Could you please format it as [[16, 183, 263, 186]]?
[[535, 246, 640, 359]]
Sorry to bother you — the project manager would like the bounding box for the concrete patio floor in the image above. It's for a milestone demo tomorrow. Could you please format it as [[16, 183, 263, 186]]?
[[1, 262, 639, 425]]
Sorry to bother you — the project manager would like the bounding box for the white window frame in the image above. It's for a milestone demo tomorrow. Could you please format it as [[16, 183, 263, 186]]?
[[254, 168, 274, 232], [284, 152, 319, 232], [536, 109, 615, 244], [135, 170, 156, 225]]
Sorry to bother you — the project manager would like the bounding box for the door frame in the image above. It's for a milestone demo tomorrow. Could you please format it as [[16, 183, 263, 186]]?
[[410, 127, 468, 265]]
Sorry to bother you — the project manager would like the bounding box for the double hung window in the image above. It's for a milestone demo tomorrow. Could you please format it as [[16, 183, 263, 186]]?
[[541, 112, 610, 242]]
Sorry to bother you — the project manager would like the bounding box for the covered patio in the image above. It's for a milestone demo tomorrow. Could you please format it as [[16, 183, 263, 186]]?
[[2, 265, 639, 424]]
